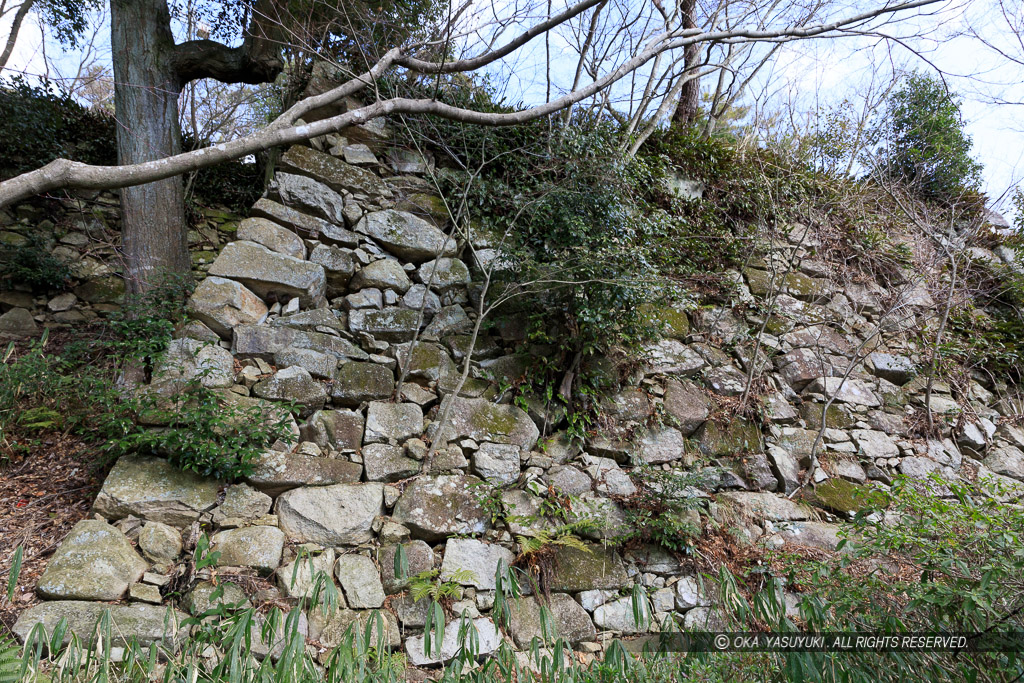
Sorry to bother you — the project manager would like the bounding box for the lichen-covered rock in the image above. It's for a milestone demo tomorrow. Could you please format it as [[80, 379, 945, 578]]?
[[280, 145, 393, 200], [637, 427, 687, 465], [866, 352, 916, 385], [350, 258, 412, 293], [273, 308, 346, 334], [138, 521, 182, 562], [36, 520, 147, 601], [364, 401, 424, 444], [276, 483, 384, 546], [507, 594, 596, 647], [391, 342, 457, 384], [0, 307, 38, 337], [233, 324, 368, 362], [349, 308, 420, 342], [643, 339, 706, 375], [719, 491, 812, 521], [278, 549, 336, 599], [393, 475, 490, 541], [151, 338, 235, 389], [302, 409, 364, 451], [548, 545, 629, 592], [245, 450, 362, 496], [593, 596, 652, 634], [319, 609, 401, 651], [13, 602, 189, 650], [273, 172, 347, 224], [355, 210, 456, 263], [209, 240, 326, 306], [380, 540, 433, 594], [471, 442, 521, 484], [695, 419, 763, 457], [405, 617, 501, 666], [211, 526, 285, 574], [334, 554, 386, 608], [433, 396, 540, 451], [309, 244, 356, 297], [804, 377, 880, 407], [274, 347, 338, 380], [850, 429, 899, 460], [184, 581, 251, 615], [984, 445, 1024, 481], [253, 366, 327, 413], [416, 258, 471, 292], [93, 455, 219, 526], [663, 380, 710, 436], [237, 217, 306, 259], [214, 483, 272, 522], [441, 539, 514, 591], [363, 443, 420, 482], [331, 362, 396, 407], [250, 198, 358, 246], [187, 276, 268, 339]]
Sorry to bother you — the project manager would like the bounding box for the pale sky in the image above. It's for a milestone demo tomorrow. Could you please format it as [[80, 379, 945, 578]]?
[[2, 0, 1022, 221]]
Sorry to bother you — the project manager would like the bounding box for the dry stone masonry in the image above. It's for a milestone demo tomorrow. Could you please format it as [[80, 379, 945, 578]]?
[[9, 126, 1024, 664]]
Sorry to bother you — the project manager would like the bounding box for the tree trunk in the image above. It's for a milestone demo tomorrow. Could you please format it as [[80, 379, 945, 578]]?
[[671, 0, 700, 129], [111, 0, 190, 295]]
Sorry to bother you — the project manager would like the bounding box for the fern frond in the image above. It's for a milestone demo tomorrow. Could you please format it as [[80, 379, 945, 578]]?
[[0, 636, 22, 683]]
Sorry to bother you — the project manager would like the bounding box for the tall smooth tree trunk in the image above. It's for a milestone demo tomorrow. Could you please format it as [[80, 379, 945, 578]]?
[[111, 0, 190, 295], [671, 0, 700, 129]]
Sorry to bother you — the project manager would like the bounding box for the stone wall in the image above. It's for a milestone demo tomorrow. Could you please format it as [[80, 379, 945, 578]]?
[[10, 128, 1024, 663]]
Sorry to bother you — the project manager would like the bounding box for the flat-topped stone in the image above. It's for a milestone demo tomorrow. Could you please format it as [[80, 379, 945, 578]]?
[[250, 198, 358, 246], [237, 217, 306, 259], [276, 483, 384, 546], [209, 240, 326, 307], [36, 520, 147, 601], [280, 145, 393, 200], [13, 602, 189, 651], [187, 276, 268, 339], [355, 210, 456, 263], [93, 455, 219, 526]]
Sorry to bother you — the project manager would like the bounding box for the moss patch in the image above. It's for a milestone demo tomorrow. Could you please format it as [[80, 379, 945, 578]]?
[[804, 478, 886, 515]]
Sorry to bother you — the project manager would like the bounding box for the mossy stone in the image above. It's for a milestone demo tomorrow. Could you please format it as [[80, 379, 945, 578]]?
[[804, 478, 886, 515], [799, 403, 856, 430], [696, 419, 763, 457]]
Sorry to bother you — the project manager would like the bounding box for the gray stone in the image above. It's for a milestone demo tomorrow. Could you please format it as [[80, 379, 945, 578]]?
[[273, 171, 347, 224], [804, 377, 880, 407], [183, 581, 251, 614], [332, 362, 395, 406], [984, 445, 1024, 481], [129, 583, 162, 604], [335, 554, 386, 608], [279, 145, 392, 200], [767, 447, 801, 495], [233, 324, 367, 362], [582, 456, 636, 496], [740, 454, 778, 491], [549, 545, 629, 592], [355, 210, 457, 263], [212, 526, 285, 574], [772, 521, 845, 551], [37, 521, 147, 601], [187, 276, 268, 339], [278, 548, 336, 599], [441, 539, 514, 591], [380, 540, 433, 594], [643, 339, 706, 375], [138, 521, 182, 562], [718, 491, 812, 521], [346, 288, 383, 309], [276, 483, 383, 545], [866, 353, 916, 385], [351, 258, 412, 293], [47, 292, 77, 312], [0, 307, 38, 337], [850, 429, 899, 459], [471, 442, 521, 484], [209, 240, 326, 306], [274, 308, 345, 334], [400, 284, 441, 315], [432, 396, 540, 451], [238, 217, 306, 259], [593, 596, 651, 634], [244, 450, 362, 495], [508, 593, 596, 647], [215, 483, 272, 522], [547, 465, 592, 495], [320, 608, 400, 651], [416, 258, 471, 292], [348, 308, 420, 342], [253, 365, 327, 413], [683, 606, 728, 631], [151, 338, 235, 389], [393, 475, 490, 541], [363, 443, 420, 482], [275, 347, 338, 381], [422, 305, 472, 340], [663, 380, 711, 436], [251, 198, 358, 246], [364, 401, 424, 444], [13, 602, 188, 650], [342, 143, 378, 165], [309, 244, 356, 298], [93, 455, 219, 526], [405, 617, 501, 666], [637, 427, 686, 465], [898, 456, 940, 479]]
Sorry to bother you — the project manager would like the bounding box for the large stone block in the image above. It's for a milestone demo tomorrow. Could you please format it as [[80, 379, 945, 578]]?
[[393, 475, 490, 541], [250, 198, 358, 246], [13, 602, 189, 650], [93, 455, 219, 526], [507, 593, 596, 647], [209, 240, 326, 307], [432, 396, 540, 451], [36, 520, 147, 601], [440, 539, 514, 591], [245, 450, 362, 496], [355, 210, 457, 263], [187, 276, 268, 339], [276, 483, 384, 546], [331, 362, 396, 407], [280, 145, 393, 200], [348, 308, 421, 342], [237, 217, 306, 259]]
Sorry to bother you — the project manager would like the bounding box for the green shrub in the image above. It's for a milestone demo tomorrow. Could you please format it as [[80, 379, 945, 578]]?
[[0, 76, 116, 179], [871, 72, 983, 201], [0, 233, 72, 291]]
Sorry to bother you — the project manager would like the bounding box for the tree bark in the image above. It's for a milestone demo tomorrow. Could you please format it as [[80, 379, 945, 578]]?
[[111, 0, 189, 295], [670, 0, 700, 129]]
